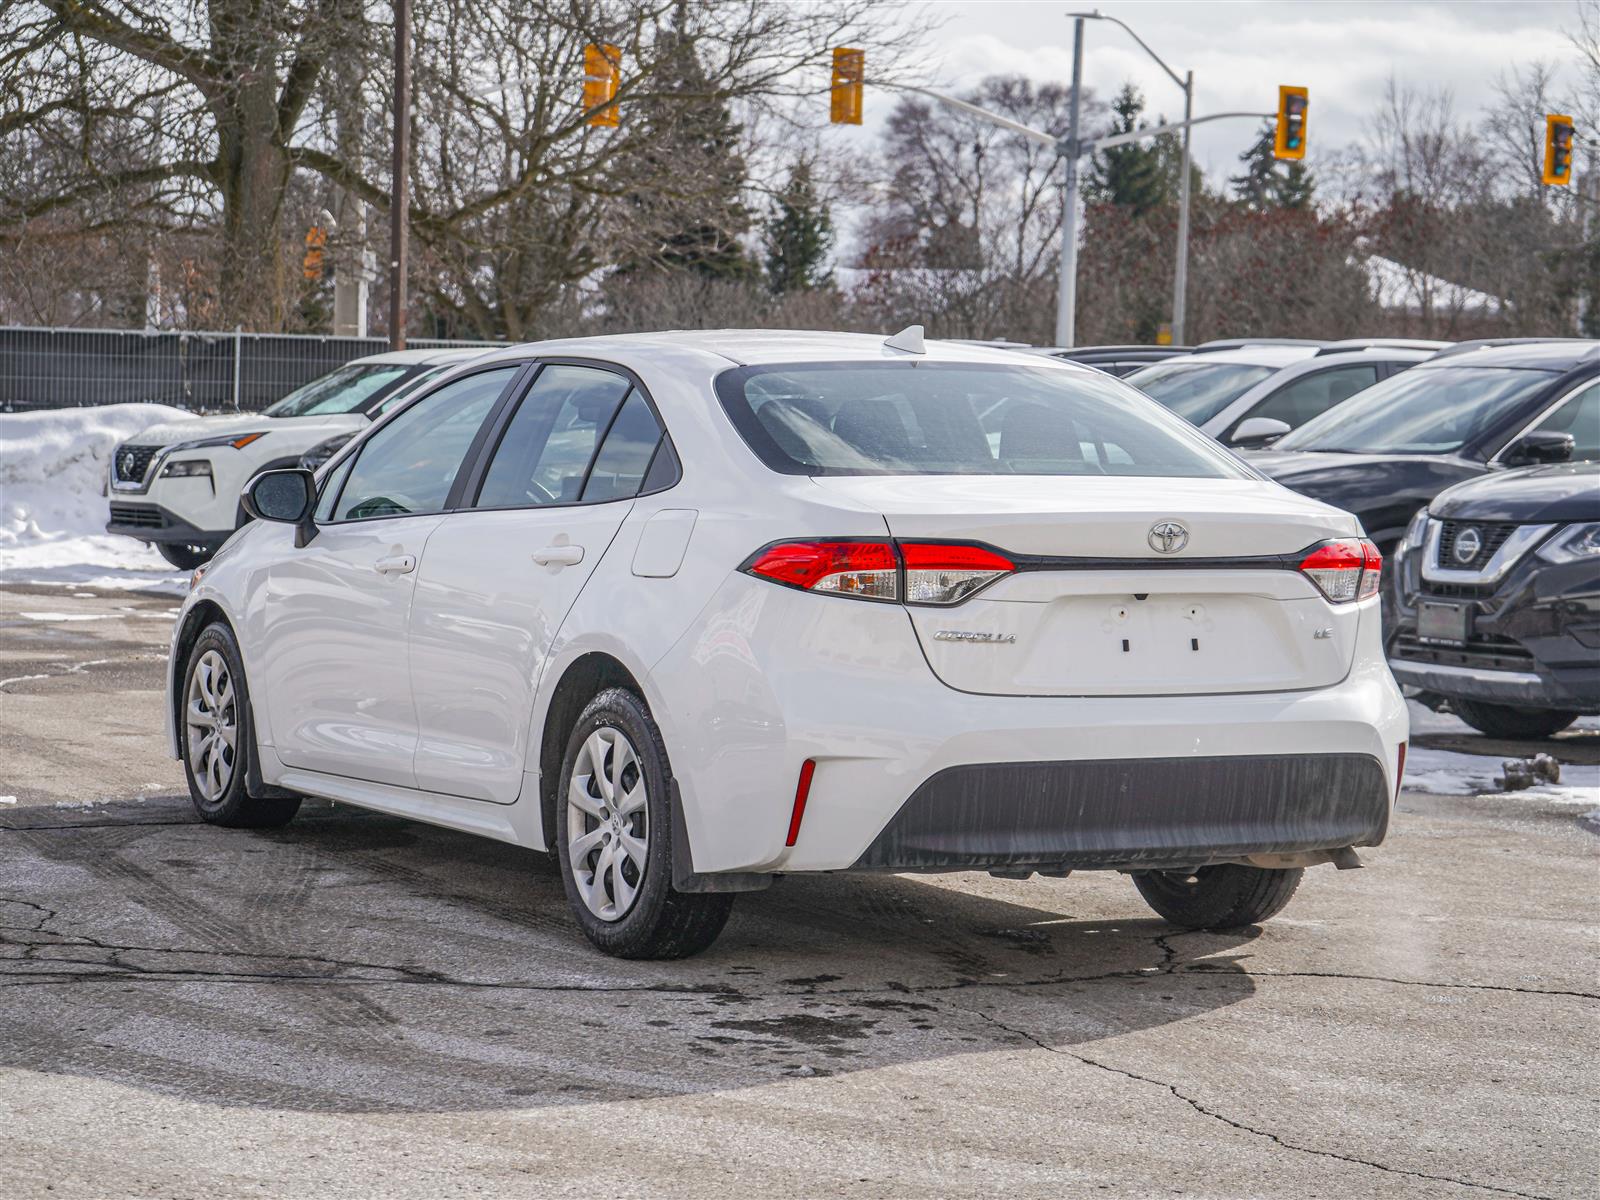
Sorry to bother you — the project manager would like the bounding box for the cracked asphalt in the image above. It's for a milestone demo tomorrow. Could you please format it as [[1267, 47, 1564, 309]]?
[[1, 584, 1596, 1199]]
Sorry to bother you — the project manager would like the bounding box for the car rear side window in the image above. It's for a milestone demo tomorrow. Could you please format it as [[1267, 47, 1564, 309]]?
[[475, 365, 637, 508], [581, 391, 664, 503], [716, 361, 1247, 478], [329, 367, 518, 521]]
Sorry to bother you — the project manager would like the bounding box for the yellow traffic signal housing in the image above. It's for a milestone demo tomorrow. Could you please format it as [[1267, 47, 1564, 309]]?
[[1274, 85, 1308, 160], [302, 224, 327, 281], [584, 43, 620, 128], [831, 47, 864, 125], [1543, 114, 1575, 186]]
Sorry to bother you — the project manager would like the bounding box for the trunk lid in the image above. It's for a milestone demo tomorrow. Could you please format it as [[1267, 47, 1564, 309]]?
[[810, 475, 1363, 697]]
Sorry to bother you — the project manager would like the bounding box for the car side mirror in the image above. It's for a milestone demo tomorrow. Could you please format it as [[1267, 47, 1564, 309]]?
[[1500, 430, 1574, 467], [1230, 416, 1292, 448], [242, 468, 318, 547]]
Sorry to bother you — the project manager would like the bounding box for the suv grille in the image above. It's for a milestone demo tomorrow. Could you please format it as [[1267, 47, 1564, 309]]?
[[108, 502, 164, 528], [1436, 520, 1515, 570], [112, 444, 161, 484]]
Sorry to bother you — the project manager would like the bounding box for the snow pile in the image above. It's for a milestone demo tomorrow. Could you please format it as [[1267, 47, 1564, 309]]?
[[0, 403, 191, 591]]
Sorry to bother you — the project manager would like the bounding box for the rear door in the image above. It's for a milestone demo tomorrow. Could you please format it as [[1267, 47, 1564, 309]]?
[[257, 365, 522, 786], [409, 364, 673, 802]]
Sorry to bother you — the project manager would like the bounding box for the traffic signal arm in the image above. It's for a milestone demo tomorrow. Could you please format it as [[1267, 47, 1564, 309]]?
[[1543, 114, 1575, 186]]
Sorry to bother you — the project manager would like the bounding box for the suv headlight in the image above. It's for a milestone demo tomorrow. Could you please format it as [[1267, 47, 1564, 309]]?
[[299, 433, 355, 471], [160, 459, 212, 478], [170, 432, 268, 452], [1536, 522, 1600, 564], [1401, 507, 1430, 552]]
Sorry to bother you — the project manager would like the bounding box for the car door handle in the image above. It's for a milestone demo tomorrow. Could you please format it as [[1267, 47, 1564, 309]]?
[[532, 544, 584, 567], [374, 554, 416, 575]]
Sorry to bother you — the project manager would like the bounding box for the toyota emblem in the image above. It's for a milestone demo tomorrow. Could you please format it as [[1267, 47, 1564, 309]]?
[[1453, 527, 1483, 565], [1148, 521, 1189, 554]]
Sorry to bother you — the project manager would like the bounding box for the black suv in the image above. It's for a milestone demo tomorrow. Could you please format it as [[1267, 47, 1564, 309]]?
[[1389, 461, 1600, 738]]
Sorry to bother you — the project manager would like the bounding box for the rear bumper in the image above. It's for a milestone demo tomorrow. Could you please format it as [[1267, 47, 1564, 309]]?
[[853, 753, 1390, 872]]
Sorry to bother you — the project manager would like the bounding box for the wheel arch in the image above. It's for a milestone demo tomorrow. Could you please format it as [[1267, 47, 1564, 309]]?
[[536, 651, 648, 852]]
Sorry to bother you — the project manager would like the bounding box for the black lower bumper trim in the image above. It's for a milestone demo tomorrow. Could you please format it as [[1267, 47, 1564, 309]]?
[[853, 753, 1391, 872], [106, 503, 228, 549]]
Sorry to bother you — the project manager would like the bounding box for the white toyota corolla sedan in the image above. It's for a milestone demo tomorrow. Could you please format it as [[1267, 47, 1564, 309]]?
[[166, 329, 1408, 959]]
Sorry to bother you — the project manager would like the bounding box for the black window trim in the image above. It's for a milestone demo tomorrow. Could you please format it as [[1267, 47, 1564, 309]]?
[[458, 355, 681, 515], [320, 361, 535, 527]]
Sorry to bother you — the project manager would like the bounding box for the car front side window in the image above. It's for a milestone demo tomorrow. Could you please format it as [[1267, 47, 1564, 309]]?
[[1527, 381, 1600, 461], [329, 367, 519, 522]]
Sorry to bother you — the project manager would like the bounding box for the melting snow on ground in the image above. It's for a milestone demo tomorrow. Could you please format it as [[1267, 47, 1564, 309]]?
[[0, 404, 191, 594], [1405, 702, 1600, 807]]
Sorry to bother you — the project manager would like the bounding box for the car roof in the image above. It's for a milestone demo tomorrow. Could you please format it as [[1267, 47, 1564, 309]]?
[[466, 329, 1091, 370], [1148, 345, 1321, 369], [349, 347, 492, 367], [1421, 340, 1600, 370]]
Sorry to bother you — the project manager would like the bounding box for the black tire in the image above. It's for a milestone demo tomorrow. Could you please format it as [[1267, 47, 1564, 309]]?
[[158, 543, 211, 570], [1450, 699, 1578, 740], [554, 687, 733, 959], [179, 621, 301, 828], [1132, 864, 1303, 930]]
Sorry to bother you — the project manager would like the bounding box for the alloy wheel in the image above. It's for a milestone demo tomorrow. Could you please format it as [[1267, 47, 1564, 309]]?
[[566, 727, 649, 921], [185, 649, 237, 802]]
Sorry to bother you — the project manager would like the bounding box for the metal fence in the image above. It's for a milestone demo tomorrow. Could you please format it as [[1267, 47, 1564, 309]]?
[[0, 326, 504, 413]]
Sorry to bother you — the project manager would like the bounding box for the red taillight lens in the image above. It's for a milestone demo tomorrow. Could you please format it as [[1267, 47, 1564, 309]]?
[[1299, 538, 1382, 603], [742, 540, 898, 600], [741, 539, 1016, 604], [1358, 538, 1382, 600], [900, 541, 1015, 605]]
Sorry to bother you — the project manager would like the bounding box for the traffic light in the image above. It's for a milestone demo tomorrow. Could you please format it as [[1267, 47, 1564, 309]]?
[[302, 223, 327, 281], [830, 47, 864, 125], [583, 43, 620, 128], [1274, 85, 1308, 160], [1543, 114, 1575, 186]]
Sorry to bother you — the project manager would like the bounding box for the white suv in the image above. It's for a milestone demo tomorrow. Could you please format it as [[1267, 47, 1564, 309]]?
[[107, 348, 485, 567], [166, 330, 1408, 959]]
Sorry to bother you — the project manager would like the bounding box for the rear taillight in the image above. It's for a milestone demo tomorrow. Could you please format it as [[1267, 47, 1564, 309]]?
[[902, 542, 1015, 605], [1299, 538, 1382, 603], [741, 539, 1015, 605]]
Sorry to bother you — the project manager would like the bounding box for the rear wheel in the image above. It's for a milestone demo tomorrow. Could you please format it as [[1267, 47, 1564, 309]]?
[[555, 687, 733, 959], [180, 622, 301, 828], [158, 543, 210, 570], [1450, 699, 1578, 740], [1132, 864, 1302, 930]]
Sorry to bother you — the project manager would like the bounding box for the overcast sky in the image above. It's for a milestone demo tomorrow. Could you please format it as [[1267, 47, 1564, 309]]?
[[846, 0, 1584, 184]]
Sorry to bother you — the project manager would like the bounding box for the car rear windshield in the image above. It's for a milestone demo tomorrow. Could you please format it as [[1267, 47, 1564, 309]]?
[[715, 361, 1249, 478], [1274, 366, 1557, 455], [264, 363, 412, 417], [1122, 361, 1277, 425]]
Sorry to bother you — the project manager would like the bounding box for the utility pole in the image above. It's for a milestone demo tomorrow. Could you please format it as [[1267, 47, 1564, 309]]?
[[1172, 70, 1193, 344], [1055, 16, 1086, 348], [388, 0, 411, 351]]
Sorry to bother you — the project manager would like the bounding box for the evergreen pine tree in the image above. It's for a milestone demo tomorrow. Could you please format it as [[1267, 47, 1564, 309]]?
[[763, 161, 834, 295], [1084, 85, 1174, 215], [1231, 122, 1315, 211]]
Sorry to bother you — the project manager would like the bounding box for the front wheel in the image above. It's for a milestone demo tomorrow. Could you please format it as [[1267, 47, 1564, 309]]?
[[1450, 699, 1578, 740], [158, 543, 211, 570], [180, 622, 301, 828], [1132, 864, 1302, 930], [555, 688, 733, 959]]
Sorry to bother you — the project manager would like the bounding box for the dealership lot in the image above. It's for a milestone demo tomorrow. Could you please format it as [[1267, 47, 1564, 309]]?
[[1, 581, 1595, 1199]]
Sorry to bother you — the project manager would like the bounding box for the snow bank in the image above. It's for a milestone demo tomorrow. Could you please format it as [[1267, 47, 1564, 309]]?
[[0, 403, 192, 592]]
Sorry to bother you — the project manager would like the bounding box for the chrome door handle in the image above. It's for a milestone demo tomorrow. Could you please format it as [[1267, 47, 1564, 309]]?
[[375, 554, 416, 575], [532, 544, 584, 567]]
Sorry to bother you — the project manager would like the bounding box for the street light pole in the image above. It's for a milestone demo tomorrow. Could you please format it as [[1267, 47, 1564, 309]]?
[[388, 0, 411, 351], [1173, 69, 1194, 345], [1055, 16, 1085, 348]]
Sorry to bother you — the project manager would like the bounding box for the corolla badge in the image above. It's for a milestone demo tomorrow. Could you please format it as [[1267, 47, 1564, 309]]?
[[1453, 527, 1483, 565], [1147, 521, 1189, 554], [933, 630, 1017, 644]]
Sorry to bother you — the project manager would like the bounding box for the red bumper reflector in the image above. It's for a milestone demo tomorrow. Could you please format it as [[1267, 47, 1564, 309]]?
[[785, 759, 817, 847]]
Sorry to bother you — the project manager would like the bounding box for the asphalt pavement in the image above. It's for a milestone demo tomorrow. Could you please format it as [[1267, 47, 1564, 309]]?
[[1, 583, 1596, 1199]]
